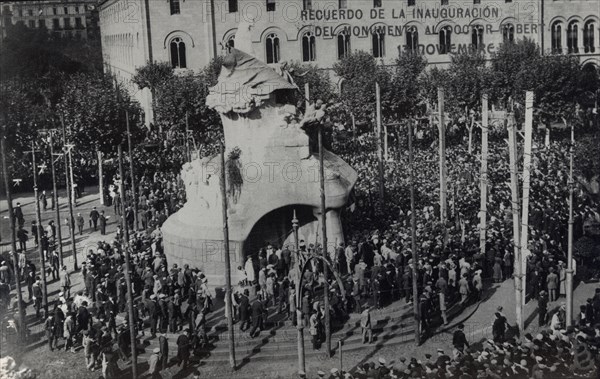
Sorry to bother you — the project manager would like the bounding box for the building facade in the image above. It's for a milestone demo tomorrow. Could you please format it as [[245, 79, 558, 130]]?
[[1, 0, 100, 39], [99, 0, 600, 125]]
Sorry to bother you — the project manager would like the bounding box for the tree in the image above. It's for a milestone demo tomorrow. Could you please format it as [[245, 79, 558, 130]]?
[[389, 52, 428, 119], [132, 61, 174, 130], [515, 54, 582, 126], [285, 61, 336, 111], [333, 51, 392, 130], [489, 38, 540, 108]]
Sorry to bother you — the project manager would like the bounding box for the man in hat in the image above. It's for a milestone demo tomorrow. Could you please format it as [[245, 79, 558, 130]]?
[[377, 357, 390, 377], [538, 290, 549, 327], [60, 266, 71, 300], [145, 294, 159, 337], [148, 347, 161, 379], [99, 211, 107, 235], [176, 329, 192, 370], [360, 305, 373, 344], [89, 207, 100, 231], [453, 324, 469, 359], [547, 267, 559, 302]]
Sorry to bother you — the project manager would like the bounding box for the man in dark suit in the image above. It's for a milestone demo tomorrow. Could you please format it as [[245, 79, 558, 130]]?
[[89, 207, 99, 231], [249, 295, 265, 338], [159, 333, 169, 371], [239, 289, 250, 331], [176, 329, 191, 369], [99, 211, 107, 235], [145, 294, 158, 337], [14, 202, 24, 228]]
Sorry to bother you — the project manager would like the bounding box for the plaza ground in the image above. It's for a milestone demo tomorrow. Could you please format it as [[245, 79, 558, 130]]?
[[1, 190, 597, 378]]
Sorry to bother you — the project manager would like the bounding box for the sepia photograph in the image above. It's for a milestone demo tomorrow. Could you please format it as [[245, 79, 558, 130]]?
[[0, 0, 599, 378]]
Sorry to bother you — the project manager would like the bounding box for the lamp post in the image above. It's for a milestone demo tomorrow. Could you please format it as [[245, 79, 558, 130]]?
[[566, 121, 575, 326], [60, 115, 78, 271], [48, 129, 64, 267], [293, 209, 306, 377]]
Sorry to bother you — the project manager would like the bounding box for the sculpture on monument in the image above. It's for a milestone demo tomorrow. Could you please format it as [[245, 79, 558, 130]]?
[[161, 21, 358, 286]]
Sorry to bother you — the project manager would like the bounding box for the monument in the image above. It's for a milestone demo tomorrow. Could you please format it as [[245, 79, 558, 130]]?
[[161, 22, 358, 286]]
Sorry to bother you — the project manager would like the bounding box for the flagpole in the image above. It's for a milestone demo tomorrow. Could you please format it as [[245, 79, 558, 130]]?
[[409, 119, 421, 345], [60, 114, 78, 271], [125, 110, 139, 230], [118, 144, 138, 378], [49, 130, 64, 267], [0, 136, 26, 339], [29, 142, 49, 317]]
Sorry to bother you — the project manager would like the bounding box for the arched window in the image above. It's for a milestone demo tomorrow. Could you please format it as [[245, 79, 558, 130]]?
[[170, 37, 186, 68], [551, 21, 563, 53], [226, 35, 235, 49], [567, 21, 579, 54], [265, 33, 280, 64], [471, 25, 484, 50], [502, 23, 515, 43], [372, 28, 385, 58], [584, 21, 596, 53], [337, 30, 351, 59], [302, 31, 316, 62], [406, 26, 419, 52], [303, 0, 312, 11], [439, 26, 452, 54]]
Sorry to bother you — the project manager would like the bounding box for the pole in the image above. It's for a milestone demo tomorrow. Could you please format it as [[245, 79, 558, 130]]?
[[118, 145, 138, 378], [49, 132, 64, 267], [479, 94, 489, 258], [185, 111, 191, 163], [60, 115, 78, 271], [375, 83, 385, 204], [68, 145, 76, 206], [0, 137, 26, 339], [438, 88, 447, 224], [338, 340, 343, 372], [507, 113, 523, 331], [125, 110, 139, 231], [220, 143, 237, 369], [98, 150, 104, 205], [566, 122, 575, 326], [293, 210, 306, 377], [408, 119, 421, 345], [384, 122, 388, 161], [30, 142, 49, 317], [520, 92, 534, 306], [305, 83, 310, 110], [318, 125, 331, 357]]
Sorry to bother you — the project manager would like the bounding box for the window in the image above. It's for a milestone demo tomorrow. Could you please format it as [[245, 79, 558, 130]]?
[[584, 21, 596, 53], [53, 7, 57, 15], [75, 17, 82, 28], [567, 21, 579, 54], [373, 0, 382, 7], [406, 26, 419, 52], [18, 8, 23, 17], [372, 29, 385, 58], [28, 9, 33, 16], [502, 24, 514, 43], [53, 18, 60, 29], [28, 20, 35, 28], [266, 0, 276, 12], [439, 26, 452, 54], [408, 0, 416, 5], [75, 6, 79, 14], [471, 25, 484, 50], [170, 37, 187, 68], [170, 0, 181, 15], [339, 0, 347, 8], [304, 0, 312, 10], [39, 19, 46, 28], [505, 0, 512, 2], [64, 18, 71, 29], [441, 0, 448, 5], [226, 35, 235, 48], [265, 33, 280, 63], [302, 31, 316, 62], [64, 7, 68, 15], [229, 0, 238, 12], [551, 21, 562, 53], [473, 0, 481, 4], [337, 30, 351, 59]]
